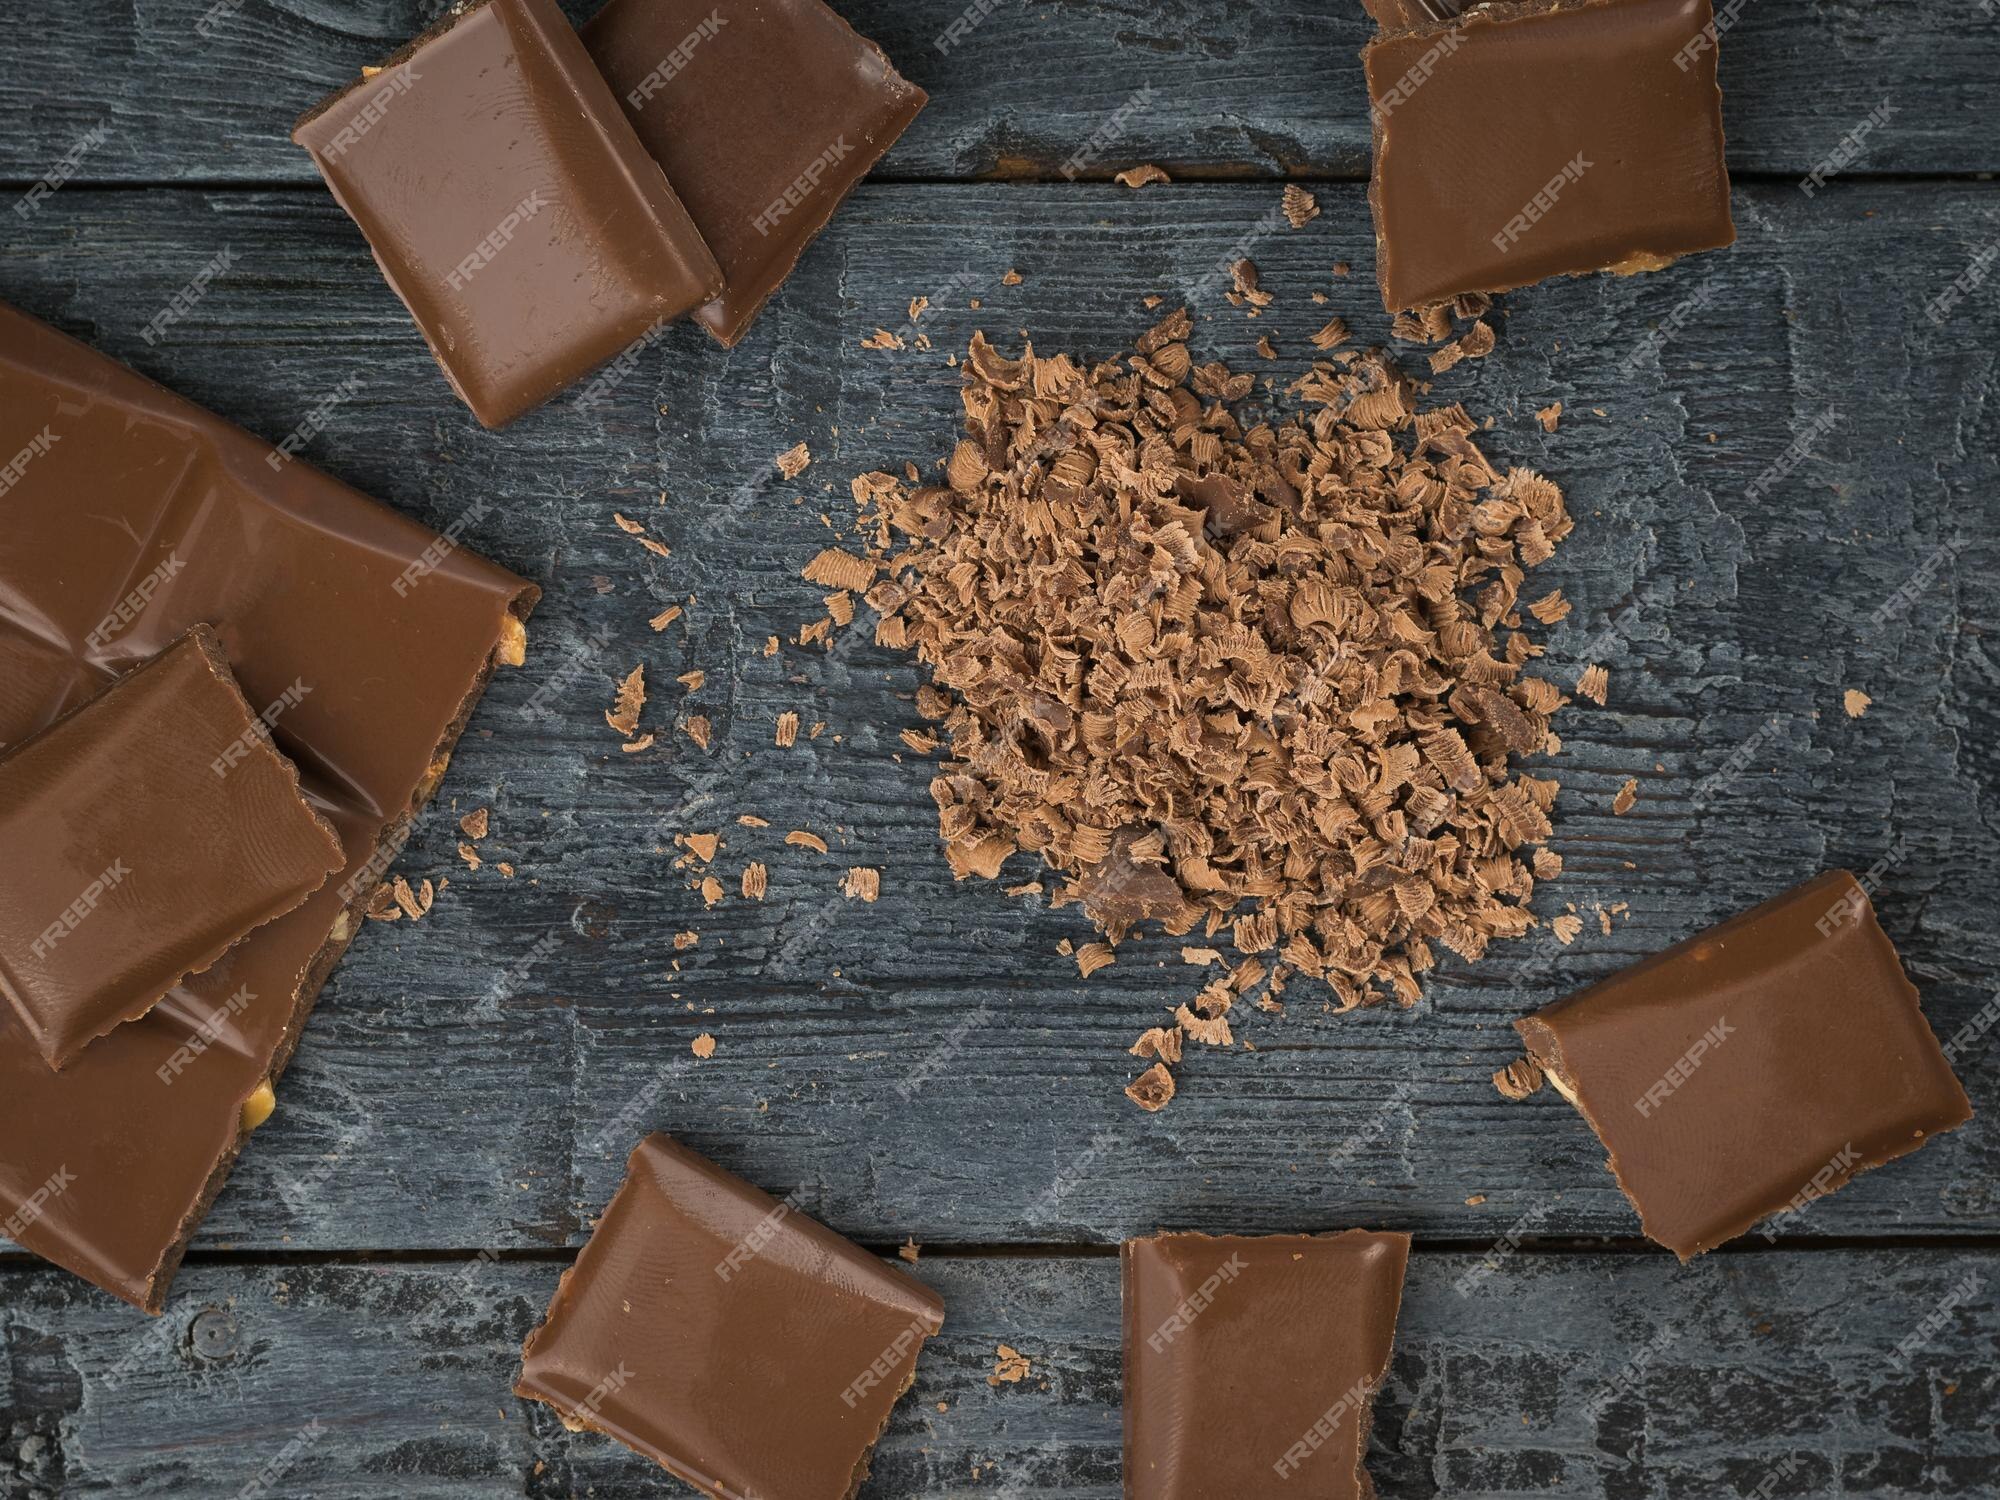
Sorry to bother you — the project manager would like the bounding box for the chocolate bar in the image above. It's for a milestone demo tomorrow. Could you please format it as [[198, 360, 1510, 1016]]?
[[293, 0, 722, 428], [517, 1134, 944, 1499], [1508, 870, 1973, 1258], [0, 627, 344, 1070], [1364, 0, 1735, 312], [1124, 1230, 1409, 1498], [0, 302, 537, 1311], [584, 0, 927, 348]]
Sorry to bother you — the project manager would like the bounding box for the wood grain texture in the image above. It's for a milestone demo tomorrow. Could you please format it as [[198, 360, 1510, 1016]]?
[[0, 182, 1994, 1259], [0, 0, 1994, 185], [3, 1250, 1994, 1496]]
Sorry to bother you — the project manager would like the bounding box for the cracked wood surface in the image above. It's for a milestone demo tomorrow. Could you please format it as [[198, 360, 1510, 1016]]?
[[2, 0, 1999, 1490]]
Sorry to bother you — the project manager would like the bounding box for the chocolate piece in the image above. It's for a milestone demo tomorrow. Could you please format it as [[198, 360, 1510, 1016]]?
[[1124, 1230, 1409, 1498], [1365, 0, 1735, 312], [584, 0, 927, 348], [517, 1134, 944, 1499], [1513, 870, 1973, 1258], [0, 628, 344, 1071], [0, 302, 536, 1311], [293, 0, 722, 428]]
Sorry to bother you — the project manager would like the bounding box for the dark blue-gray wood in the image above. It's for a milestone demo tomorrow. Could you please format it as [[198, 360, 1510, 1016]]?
[[2, 0, 1999, 1492]]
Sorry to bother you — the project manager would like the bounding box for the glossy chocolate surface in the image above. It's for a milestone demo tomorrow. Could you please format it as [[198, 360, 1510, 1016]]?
[[585, 0, 927, 348], [0, 302, 536, 1311], [1516, 870, 1974, 1258], [293, 0, 721, 428], [1123, 1230, 1410, 1499], [0, 627, 343, 1070], [517, 1134, 945, 1500], [1364, 0, 1735, 311]]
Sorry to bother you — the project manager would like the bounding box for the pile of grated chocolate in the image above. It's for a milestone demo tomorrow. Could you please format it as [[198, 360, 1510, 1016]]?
[[811, 309, 1574, 1108]]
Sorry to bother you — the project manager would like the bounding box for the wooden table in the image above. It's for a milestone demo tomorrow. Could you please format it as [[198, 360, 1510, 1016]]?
[[3, 2, 1997, 1495]]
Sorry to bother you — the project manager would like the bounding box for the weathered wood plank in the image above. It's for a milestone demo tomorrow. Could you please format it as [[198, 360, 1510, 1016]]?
[[0, 0, 1993, 185], [2, 1250, 1994, 1496], [1, 181, 1996, 1258]]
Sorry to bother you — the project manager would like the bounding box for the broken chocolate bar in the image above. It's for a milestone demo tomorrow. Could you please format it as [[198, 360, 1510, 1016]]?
[[293, 0, 722, 428], [1508, 870, 1973, 1258], [0, 627, 344, 1070], [0, 301, 536, 1312], [1124, 1229, 1409, 1498], [517, 1134, 944, 1499], [1364, 0, 1735, 311], [584, 0, 927, 348]]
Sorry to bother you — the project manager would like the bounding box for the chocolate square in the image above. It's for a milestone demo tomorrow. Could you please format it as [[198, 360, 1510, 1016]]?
[[1124, 1230, 1410, 1498], [293, 0, 721, 427], [1513, 870, 1974, 1257], [517, 1134, 945, 1499], [584, 0, 927, 347], [0, 627, 344, 1070], [1364, 0, 1735, 311]]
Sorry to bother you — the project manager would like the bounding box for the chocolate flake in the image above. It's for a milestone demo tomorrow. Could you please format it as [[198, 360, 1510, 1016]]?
[[606, 665, 646, 737], [818, 320, 1576, 1064], [1116, 164, 1170, 189], [1126, 1062, 1177, 1111], [1612, 777, 1638, 815], [1281, 184, 1320, 228], [842, 867, 881, 902], [775, 441, 811, 479]]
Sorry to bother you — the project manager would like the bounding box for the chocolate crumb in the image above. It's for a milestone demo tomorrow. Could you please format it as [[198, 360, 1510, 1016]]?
[[1844, 689, 1871, 718], [842, 867, 881, 902], [1493, 1055, 1545, 1100], [1577, 664, 1609, 705], [605, 665, 645, 738], [1612, 777, 1638, 815], [691, 1032, 716, 1059], [1281, 184, 1320, 228], [459, 807, 490, 840], [776, 711, 800, 747], [1536, 402, 1563, 433], [775, 441, 811, 479], [1116, 164, 1170, 189], [742, 863, 768, 900], [1126, 1062, 1176, 1111], [786, 830, 830, 854]]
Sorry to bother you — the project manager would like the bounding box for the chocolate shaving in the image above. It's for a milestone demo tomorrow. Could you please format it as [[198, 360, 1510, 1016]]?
[[1126, 1062, 1177, 1111], [820, 319, 1576, 1083], [605, 665, 645, 738], [1281, 184, 1320, 228], [1116, 164, 1170, 189], [1492, 1054, 1545, 1100]]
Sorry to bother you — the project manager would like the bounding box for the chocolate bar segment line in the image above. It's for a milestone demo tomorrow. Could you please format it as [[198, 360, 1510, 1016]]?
[[1364, 0, 1735, 312], [516, 1134, 944, 1500], [0, 301, 536, 1313], [1513, 869, 1973, 1258], [292, 0, 722, 428], [0, 626, 344, 1071], [584, 0, 927, 348]]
